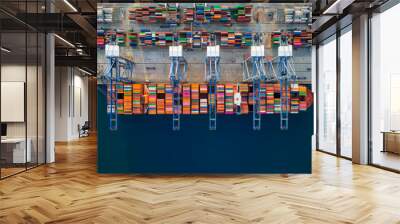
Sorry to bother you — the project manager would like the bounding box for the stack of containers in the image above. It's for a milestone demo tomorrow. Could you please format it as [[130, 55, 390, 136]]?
[[248, 83, 254, 107], [195, 3, 205, 23], [165, 32, 174, 46], [201, 32, 209, 47], [184, 7, 194, 23], [272, 31, 281, 47], [243, 32, 252, 47], [166, 5, 179, 24], [148, 84, 157, 114], [128, 6, 177, 23], [244, 5, 252, 22], [239, 83, 249, 114], [123, 84, 132, 114], [157, 32, 166, 46], [127, 31, 138, 48], [97, 29, 105, 48], [200, 84, 208, 114], [225, 84, 234, 114], [212, 5, 222, 22], [266, 84, 275, 114], [193, 32, 202, 48], [116, 29, 126, 46], [274, 83, 281, 113], [259, 83, 267, 114], [106, 30, 116, 45], [116, 83, 124, 114], [220, 6, 232, 25], [283, 85, 290, 112], [293, 30, 302, 47], [204, 5, 212, 22], [191, 84, 200, 114], [139, 29, 153, 46], [178, 31, 192, 47], [165, 84, 173, 114], [217, 84, 225, 113], [182, 84, 191, 114], [157, 84, 165, 114], [127, 8, 136, 21], [234, 32, 242, 47], [132, 84, 143, 114], [290, 83, 300, 113], [235, 5, 252, 23], [228, 32, 235, 46], [299, 85, 308, 111], [220, 31, 229, 47]]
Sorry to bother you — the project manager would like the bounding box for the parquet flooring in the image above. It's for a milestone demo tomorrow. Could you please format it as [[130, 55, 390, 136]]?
[[1, 135, 400, 224]]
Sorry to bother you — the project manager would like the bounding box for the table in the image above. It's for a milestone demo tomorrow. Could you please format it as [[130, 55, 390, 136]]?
[[382, 131, 400, 154], [1, 138, 31, 163]]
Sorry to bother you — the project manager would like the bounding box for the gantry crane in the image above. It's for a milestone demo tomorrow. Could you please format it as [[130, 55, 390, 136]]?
[[204, 45, 221, 130], [169, 45, 188, 131], [242, 33, 276, 130], [277, 35, 297, 130], [99, 44, 135, 131]]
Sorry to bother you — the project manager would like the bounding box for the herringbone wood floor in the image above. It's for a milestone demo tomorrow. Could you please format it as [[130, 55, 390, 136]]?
[[1, 135, 400, 224]]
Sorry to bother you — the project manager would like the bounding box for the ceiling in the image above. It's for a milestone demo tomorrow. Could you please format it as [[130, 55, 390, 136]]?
[[0, 0, 97, 73]]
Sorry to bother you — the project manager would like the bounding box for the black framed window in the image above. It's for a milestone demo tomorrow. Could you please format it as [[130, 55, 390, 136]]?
[[0, 0, 47, 179], [315, 23, 353, 159]]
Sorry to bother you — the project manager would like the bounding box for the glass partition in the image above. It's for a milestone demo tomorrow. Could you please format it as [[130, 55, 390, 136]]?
[[370, 3, 400, 171], [0, 31, 28, 177], [0, 0, 46, 179]]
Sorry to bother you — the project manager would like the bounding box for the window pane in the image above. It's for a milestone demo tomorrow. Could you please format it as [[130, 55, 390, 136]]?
[[371, 3, 400, 171], [340, 29, 352, 158], [318, 37, 337, 154]]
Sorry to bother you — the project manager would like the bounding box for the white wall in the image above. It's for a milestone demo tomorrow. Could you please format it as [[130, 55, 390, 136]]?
[[1, 65, 26, 138], [1, 64, 46, 164], [55, 67, 89, 141]]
